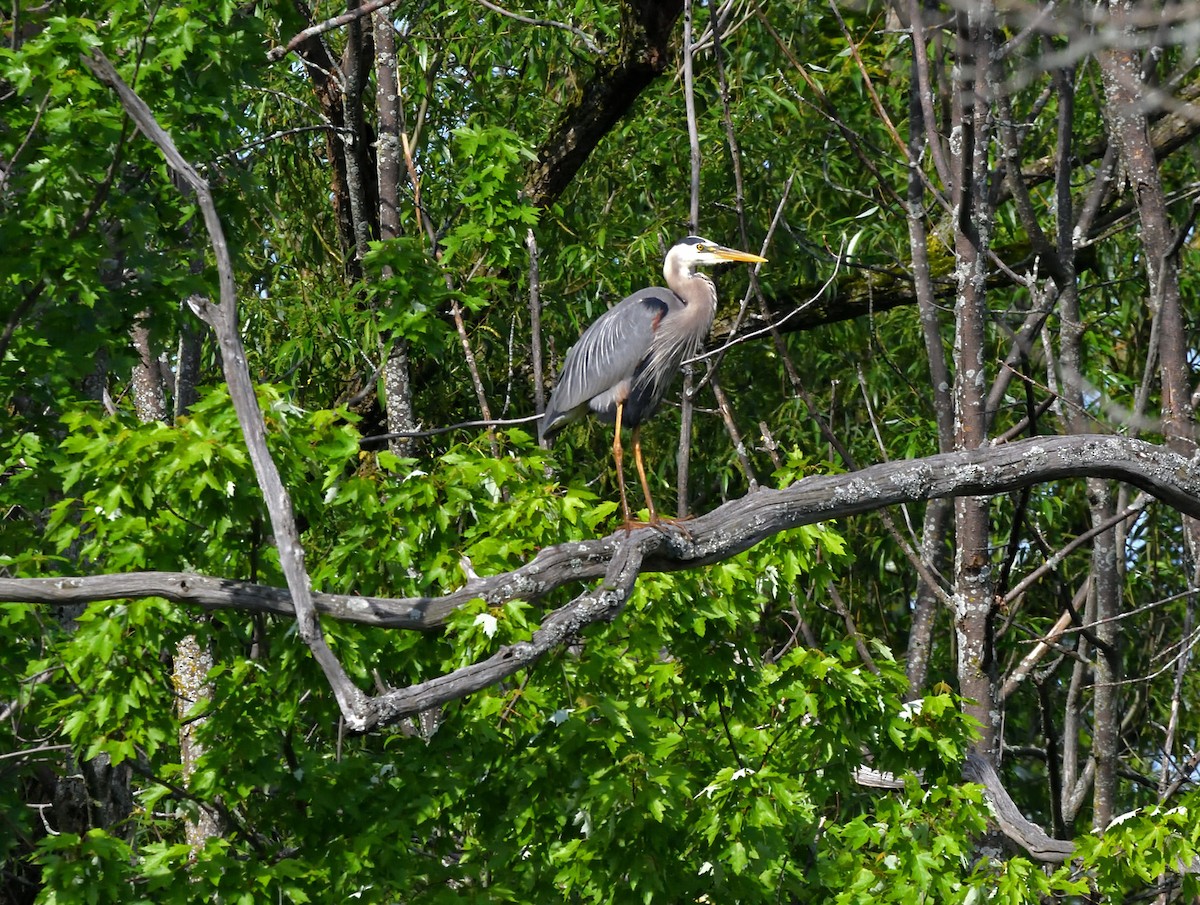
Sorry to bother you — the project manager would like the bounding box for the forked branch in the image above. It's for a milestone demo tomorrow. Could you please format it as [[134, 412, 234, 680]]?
[[7, 433, 1200, 724]]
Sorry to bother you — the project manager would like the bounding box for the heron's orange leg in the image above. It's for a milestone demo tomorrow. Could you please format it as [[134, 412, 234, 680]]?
[[612, 402, 633, 524], [631, 426, 658, 523]]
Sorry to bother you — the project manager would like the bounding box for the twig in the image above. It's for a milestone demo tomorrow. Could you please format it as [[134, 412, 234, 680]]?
[[1000, 609, 1072, 700], [221, 124, 347, 161], [267, 0, 400, 62], [527, 229, 546, 423], [757, 421, 783, 470], [361, 413, 541, 444], [710, 374, 758, 492], [683, 0, 701, 232], [0, 282, 44, 364], [472, 0, 600, 53], [1004, 493, 1152, 605], [688, 242, 839, 366], [0, 91, 50, 198], [449, 294, 502, 460], [827, 584, 880, 675], [688, 176, 793, 383], [0, 667, 58, 722], [677, 366, 695, 519], [0, 744, 71, 763], [1098, 614, 1200, 689], [1161, 580, 1190, 801], [826, 0, 908, 162]]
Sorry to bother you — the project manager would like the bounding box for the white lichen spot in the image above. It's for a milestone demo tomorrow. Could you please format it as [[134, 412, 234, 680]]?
[[890, 463, 931, 497], [345, 596, 372, 613]]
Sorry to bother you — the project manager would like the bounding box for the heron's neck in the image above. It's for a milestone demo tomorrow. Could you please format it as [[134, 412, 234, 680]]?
[[671, 270, 718, 312], [671, 271, 718, 345]]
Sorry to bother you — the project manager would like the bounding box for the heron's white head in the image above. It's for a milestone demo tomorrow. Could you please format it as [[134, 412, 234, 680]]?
[[663, 236, 767, 282]]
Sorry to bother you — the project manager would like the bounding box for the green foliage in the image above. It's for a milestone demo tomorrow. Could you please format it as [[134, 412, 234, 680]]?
[[4, 0, 1200, 900], [440, 125, 540, 267], [1079, 804, 1200, 899], [0, 378, 1004, 902]]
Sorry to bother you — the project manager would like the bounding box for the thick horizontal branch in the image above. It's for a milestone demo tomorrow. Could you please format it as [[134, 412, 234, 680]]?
[[5, 434, 1199, 634], [5, 433, 1199, 731], [360, 531, 649, 726], [0, 540, 619, 631]]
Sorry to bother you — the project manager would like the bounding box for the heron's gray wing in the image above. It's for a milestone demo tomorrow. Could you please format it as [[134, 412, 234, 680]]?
[[541, 288, 673, 439]]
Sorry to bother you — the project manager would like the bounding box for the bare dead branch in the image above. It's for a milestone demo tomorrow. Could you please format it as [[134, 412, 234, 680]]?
[[7, 433, 1200, 634], [961, 753, 1077, 862], [472, 0, 600, 54], [362, 413, 541, 444], [1003, 492, 1153, 605], [0, 91, 50, 197], [1000, 609, 1073, 700]]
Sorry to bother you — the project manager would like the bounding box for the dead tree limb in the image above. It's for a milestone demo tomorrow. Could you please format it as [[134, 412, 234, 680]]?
[[962, 753, 1078, 862], [6, 432, 1199, 638]]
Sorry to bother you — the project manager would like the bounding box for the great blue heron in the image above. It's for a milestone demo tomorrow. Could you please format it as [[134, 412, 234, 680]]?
[[540, 236, 767, 524]]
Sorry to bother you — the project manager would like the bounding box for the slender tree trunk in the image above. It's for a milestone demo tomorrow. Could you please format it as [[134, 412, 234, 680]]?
[[46, 318, 154, 845], [1046, 57, 1123, 831], [1098, 9, 1199, 836], [373, 7, 417, 454], [51, 460, 134, 841], [130, 314, 168, 422], [677, 367, 694, 518], [949, 3, 998, 761], [1098, 41, 1193, 460], [1088, 485, 1120, 828], [175, 310, 202, 417], [527, 228, 546, 422], [904, 6, 954, 696], [173, 633, 220, 850], [290, 2, 357, 270], [677, 0, 701, 518], [341, 0, 373, 267], [373, 12, 401, 248], [908, 499, 950, 695]]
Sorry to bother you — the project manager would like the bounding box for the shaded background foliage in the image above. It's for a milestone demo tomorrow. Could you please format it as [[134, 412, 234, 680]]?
[[4, 0, 1200, 900]]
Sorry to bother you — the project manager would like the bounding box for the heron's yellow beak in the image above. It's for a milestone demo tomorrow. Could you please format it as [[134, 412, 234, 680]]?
[[714, 246, 767, 264]]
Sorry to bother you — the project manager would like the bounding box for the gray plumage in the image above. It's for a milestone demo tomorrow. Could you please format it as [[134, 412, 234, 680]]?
[[539, 235, 766, 523]]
